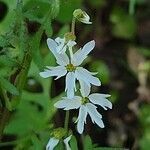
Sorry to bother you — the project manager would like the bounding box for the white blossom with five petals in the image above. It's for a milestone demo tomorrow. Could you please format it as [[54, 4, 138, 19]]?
[[39, 38, 101, 98], [54, 81, 112, 134]]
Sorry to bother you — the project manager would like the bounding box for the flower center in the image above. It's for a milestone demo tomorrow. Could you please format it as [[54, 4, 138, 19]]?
[[51, 128, 66, 140], [66, 64, 76, 72], [81, 97, 89, 105]]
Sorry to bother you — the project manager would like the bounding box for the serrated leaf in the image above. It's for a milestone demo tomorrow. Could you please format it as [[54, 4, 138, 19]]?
[[23, 0, 50, 23], [30, 31, 44, 70], [0, 77, 19, 95]]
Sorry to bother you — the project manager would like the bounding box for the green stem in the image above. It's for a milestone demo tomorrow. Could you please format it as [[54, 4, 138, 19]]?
[[11, 50, 32, 108], [71, 17, 76, 35], [64, 110, 70, 133], [129, 0, 136, 15]]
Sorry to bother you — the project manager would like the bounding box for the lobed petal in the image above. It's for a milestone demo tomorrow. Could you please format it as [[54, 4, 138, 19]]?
[[86, 103, 104, 128], [39, 66, 67, 79], [89, 93, 112, 110], [47, 38, 69, 66], [54, 96, 81, 110], [79, 80, 90, 97], [75, 67, 101, 87], [56, 53, 69, 66], [76, 105, 87, 134], [65, 72, 76, 98], [39, 69, 52, 78], [46, 137, 59, 150], [63, 135, 72, 150], [72, 40, 95, 66], [47, 38, 57, 56]]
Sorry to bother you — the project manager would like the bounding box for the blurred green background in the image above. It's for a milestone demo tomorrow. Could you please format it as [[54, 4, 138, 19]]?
[[0, 0, 150, 149]]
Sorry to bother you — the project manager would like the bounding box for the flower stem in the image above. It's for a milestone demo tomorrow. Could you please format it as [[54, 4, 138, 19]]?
[[64, 110, 70, 133], [71, 17, 76, 35]]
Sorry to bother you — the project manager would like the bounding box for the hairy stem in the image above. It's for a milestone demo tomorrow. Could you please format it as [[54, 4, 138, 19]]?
[[71, 17, 76, 35]]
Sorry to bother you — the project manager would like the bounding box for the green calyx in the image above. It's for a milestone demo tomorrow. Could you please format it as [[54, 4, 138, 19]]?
[[81, 97, 89, 105], [64, 32, 76, 42], [51, 128, 67, 140], [66, 64, 76, 72], [73, 9, 85, 20]]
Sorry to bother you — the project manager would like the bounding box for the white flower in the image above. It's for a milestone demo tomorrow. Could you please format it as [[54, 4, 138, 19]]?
[[46, 135, 72, 150], [55, 37, 76, 54], [73, 9, 92, 24], [54, 82, 112, 134], [39, 39, 101, 98]]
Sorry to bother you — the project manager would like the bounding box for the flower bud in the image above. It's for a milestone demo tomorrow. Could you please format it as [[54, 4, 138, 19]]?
[[73, 9, 92, 24]]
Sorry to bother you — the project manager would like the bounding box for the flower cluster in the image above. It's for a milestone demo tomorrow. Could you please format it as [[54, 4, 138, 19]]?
[[39, 9, 112, 150]]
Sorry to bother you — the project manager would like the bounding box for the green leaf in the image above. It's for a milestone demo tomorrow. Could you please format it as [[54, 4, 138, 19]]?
[[140, 128, 150, 150], [139, 105, 150, 128], [70, 135, 78, 150], [0, 55, 17, 68], [30, 134, 43, 150], [51, 0, 60, 19], [0, 0, 16, 33], [56, 0, 82, 23], [83, 135, 93, 150], [55, 141, 64, 150], [23, 0, 51, 23], [0, 77, 19, 95], [30, 30, 44, 70], [110, 7, 137, 39], [43, 20, 53, 37], [0, 35, 12, 48], [94, 148, 127, 150]]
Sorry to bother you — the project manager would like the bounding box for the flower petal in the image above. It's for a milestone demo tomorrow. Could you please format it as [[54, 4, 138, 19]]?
[[76, 105, 87, 134], [72, 40, 95, 66], [79, 80, 90, 97], [54, 96, 81, 110], [56, 53, 69, 66], [75, 67, 101, 86], [65, 72, 76, 98], [63, 135, 72, 150], [39, 70, 52, 78], [86, 103, 104, 128], [47, 38, 69, 66], [89, 93, 112, 110], [67, 40, 76, 47], [46, 137, 59, 150], [55, 37, 66, 54], [39, 66, 67, 79], [47, 38, 57, 56]]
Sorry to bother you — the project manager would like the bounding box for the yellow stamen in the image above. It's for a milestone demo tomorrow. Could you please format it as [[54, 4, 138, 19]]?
[[66, 64, 76, 72], [81, 97, 89, 105]]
